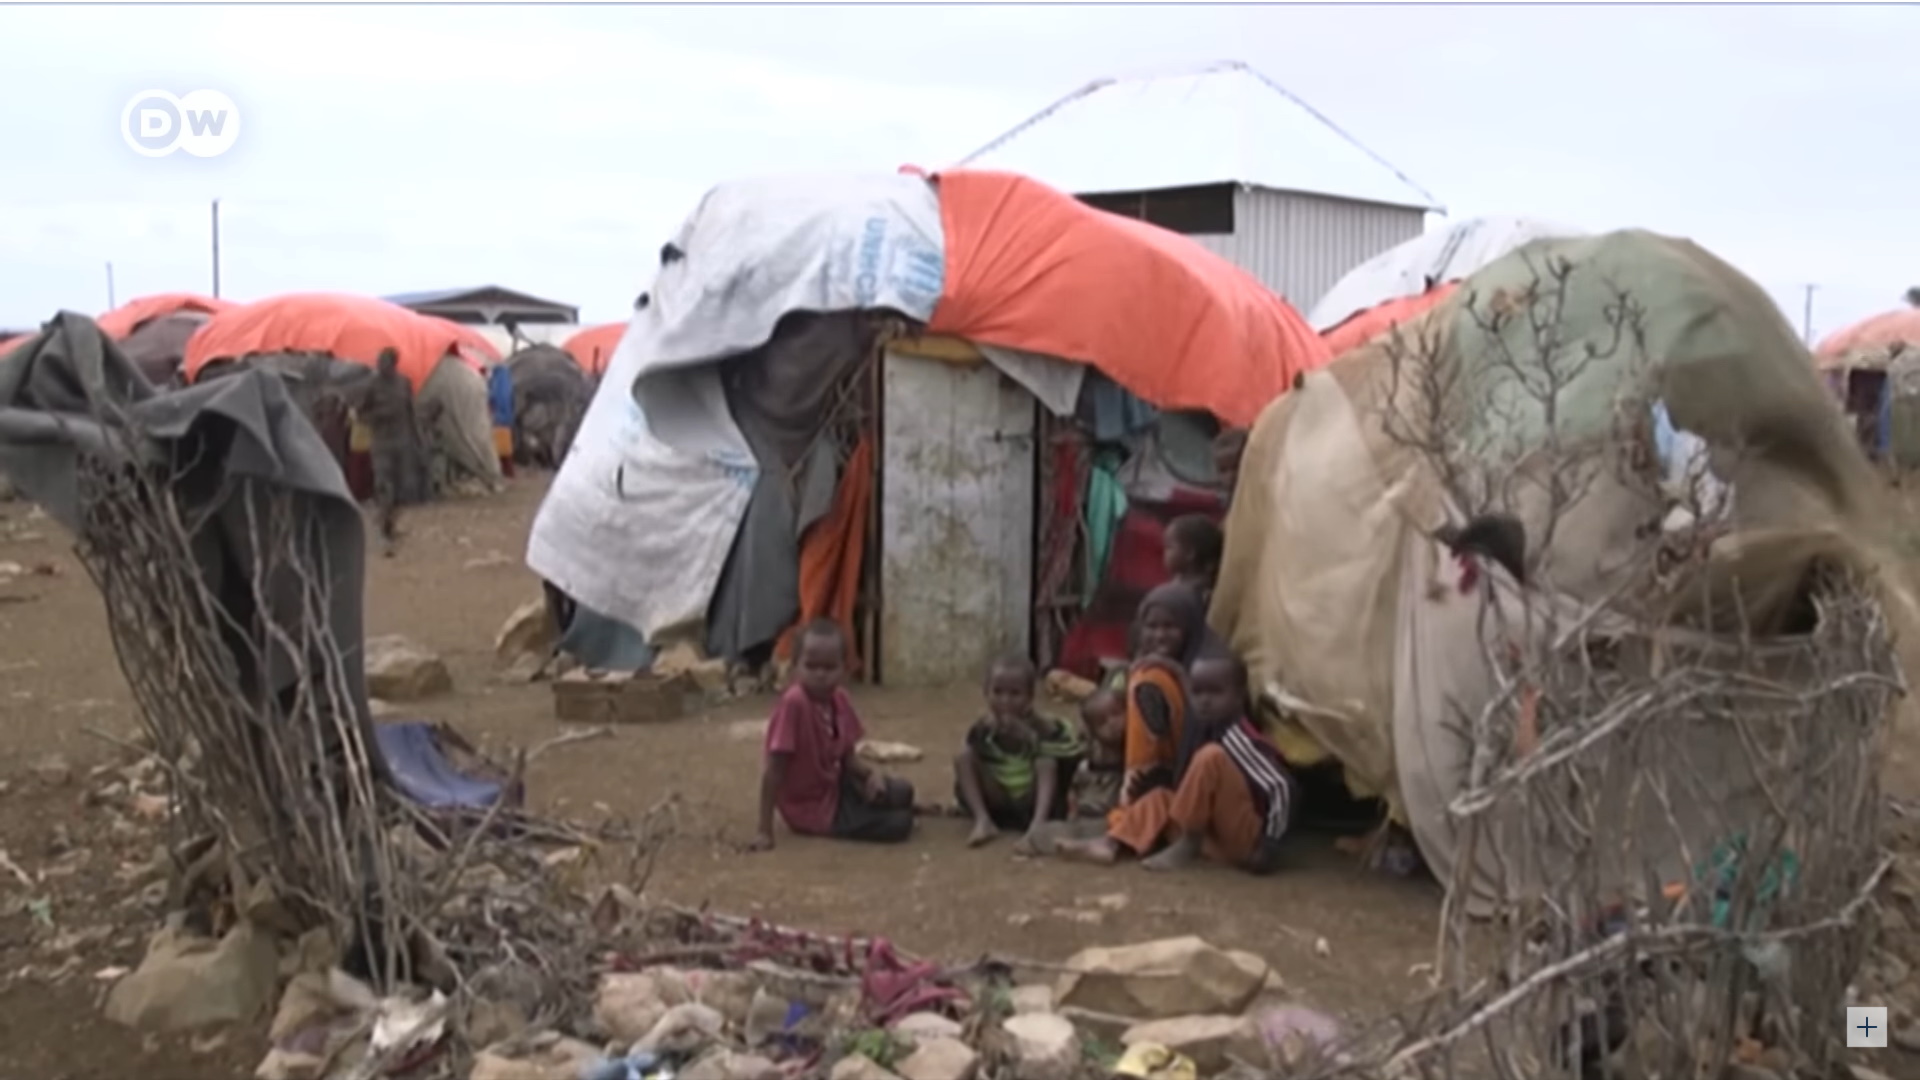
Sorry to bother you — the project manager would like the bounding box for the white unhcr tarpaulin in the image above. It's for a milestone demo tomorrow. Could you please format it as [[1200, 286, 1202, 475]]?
[[526, 173, 946, 643], [1308, 216, 1586, 332]]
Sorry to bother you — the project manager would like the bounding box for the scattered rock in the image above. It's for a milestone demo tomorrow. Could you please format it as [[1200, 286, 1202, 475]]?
[[727, 719, 769, 742], [469, 1036, 603, 1080], [1248, 1005, 1342, 1068], [363, 635, 453, 701], [681, 1050, 781, 1080], [830, 1056, 903, 1080], [893, 1011, 965, 1042], [859, 740, 925, 765], [494, 599, 557, 665], [653, 642, 730, 695], [1008, 984, 1054, 1015], [631, 1001, 725, 1056], [894, 1036, 978, 1080], [31, 754, 72, 786], [593, 970, 691, 1043], [103, 918, 280, 1031], [1120, 1014, 1265, 1073], [500, 653, 545, 684], [1003, 1012, 1079, 1080], [682, 967, 758, 1026], [1054, 936, 1270, 1020], [368, 698, 399, 719]]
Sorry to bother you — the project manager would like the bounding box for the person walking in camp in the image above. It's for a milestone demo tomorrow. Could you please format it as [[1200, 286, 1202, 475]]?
[[953, 653, 1084, 850], [748, 619, 915, 851], [1060, 649, 1295, 874], [359, 347, 415, 557], [1162, 514, 1225, 611]]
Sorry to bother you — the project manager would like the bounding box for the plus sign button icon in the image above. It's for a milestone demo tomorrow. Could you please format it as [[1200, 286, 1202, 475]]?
[[1849, 1005, 1889, 1048]]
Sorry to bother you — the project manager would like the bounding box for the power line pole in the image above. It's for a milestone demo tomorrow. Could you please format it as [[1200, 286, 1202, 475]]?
[[1801, 283, 1818, 345], [105, 261, 116, 309], [211, 198, 221, 299]]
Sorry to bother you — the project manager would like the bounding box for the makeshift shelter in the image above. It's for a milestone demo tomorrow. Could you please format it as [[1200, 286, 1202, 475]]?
[[95, 292, 233, 339], [505, 344, 591, 469], [1212, 229, 1886, 910], [185, 293, 504, 492], [1308, 216, 1586, 333], [528, 169, 1330, 685], [1320, 282, 1460, 359], [1814, 308, 1920, 463], [561, 323, 624, 377]]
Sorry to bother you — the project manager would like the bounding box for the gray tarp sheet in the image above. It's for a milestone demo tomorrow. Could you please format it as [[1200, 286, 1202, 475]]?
[[0, 312, 380, 767]]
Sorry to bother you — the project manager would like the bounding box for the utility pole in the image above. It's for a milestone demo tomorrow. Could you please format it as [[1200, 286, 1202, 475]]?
[[1801, 283, 1818, 345], [105, 262, 116, 309], [211, 198, 222, 299]]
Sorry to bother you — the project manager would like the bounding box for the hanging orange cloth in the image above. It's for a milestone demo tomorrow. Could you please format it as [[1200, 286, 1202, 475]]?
[[778, 433, 875, 674]]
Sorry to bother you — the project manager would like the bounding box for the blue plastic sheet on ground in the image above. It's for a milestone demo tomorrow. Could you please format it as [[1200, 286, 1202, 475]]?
[[373, 721, 507, 810]]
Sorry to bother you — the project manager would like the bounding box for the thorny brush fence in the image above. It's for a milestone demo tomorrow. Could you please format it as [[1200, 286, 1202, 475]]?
[[65, 397, 677, 1054], [1320, 256, 1902, 1080]]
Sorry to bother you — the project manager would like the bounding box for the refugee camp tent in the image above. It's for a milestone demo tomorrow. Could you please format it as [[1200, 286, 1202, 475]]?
[[1307, 216, 1585, 333], [185, 293, 504, 491], [1814, 308, 1920, 463], [1213, 229, 1884, 910], [504, 344, 592, 468], [1320, 282, 1461, 358], [529, 169, 1330, 685], [95, 292, 233, 339], [562, 323, 624, 377]]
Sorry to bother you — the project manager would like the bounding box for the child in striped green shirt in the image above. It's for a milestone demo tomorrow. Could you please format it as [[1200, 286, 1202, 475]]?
[[954, 654, 1085, 850]]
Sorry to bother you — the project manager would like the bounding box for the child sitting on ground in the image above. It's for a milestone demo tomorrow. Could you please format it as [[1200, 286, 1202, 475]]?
[[1069, 688, 1127, 821], [748, 619, 915, 851], [954, 654, 1085, 851], [1163, 514, 1225, 611]]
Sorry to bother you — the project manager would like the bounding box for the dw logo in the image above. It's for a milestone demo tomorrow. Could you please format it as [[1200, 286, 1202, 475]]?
[[121, 89, 241, 158]]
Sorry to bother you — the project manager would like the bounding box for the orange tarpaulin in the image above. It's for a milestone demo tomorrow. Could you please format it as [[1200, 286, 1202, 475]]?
[[775, 433, 874, 674], [926, 170, 1331, 428], [185, 292, 485, 392], [1320, 283, 1460, 358], [95, 293, 234, 340], [1815, 308, 1920, 369], [420, 314, 503, 365], [562, 323, 625, 376]]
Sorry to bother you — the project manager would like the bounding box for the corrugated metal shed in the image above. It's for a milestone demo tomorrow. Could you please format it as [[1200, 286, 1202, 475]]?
[[953, 60, 1441, 212]]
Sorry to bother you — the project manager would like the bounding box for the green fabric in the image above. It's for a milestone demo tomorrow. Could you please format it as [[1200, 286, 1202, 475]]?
[[1440, 231, 1856, 481], [970, 715, 1085, 800], [1083, 449, 1129, 598]]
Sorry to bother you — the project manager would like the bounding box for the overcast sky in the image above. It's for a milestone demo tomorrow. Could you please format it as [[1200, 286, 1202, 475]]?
[[0, 2, 1913, 342]]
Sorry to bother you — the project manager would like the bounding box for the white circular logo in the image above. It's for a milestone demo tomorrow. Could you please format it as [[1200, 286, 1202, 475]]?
[[121, 89, 240, 158]]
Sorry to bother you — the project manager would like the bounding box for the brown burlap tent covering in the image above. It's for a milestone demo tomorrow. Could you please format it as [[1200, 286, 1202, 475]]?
[[1211, 229, 1910, 910]]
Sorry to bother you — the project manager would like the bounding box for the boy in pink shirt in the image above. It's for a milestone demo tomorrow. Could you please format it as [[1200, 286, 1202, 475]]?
[[748, 620, 915, 850]]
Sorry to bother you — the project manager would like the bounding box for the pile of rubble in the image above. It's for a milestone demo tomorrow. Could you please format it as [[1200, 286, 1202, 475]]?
[[470, 934, 1342, 1080]]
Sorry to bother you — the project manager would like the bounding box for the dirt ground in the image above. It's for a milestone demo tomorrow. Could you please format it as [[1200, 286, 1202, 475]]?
[[0, 474, 1445, 1078], [1, 474, 1917, 1079]]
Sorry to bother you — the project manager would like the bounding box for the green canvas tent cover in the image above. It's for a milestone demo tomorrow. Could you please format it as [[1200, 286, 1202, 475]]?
[[1213, 229, 1905, 911]]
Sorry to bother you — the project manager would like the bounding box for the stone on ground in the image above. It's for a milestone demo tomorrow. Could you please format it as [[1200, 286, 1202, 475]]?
[[1053, 936, 1270, 1019], [894, 1035, 979, 1080], [31, 753, 73, 786], [830, 1056, 903, 1080], [494, 599, 556, 665], [592, 969, 692, 1043], [652, 641, 729, 694], [1008, 984, 1054, 1015], [892, 1011, 964, 1042], [680, 1050, 781, 1080], [1002, 1012, 1079, 1080], [468, 1035, 603, 1080], [858, 740, 925, 765], [364, 635, 452, 701], [1120, 1014, 1266, 1073]]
